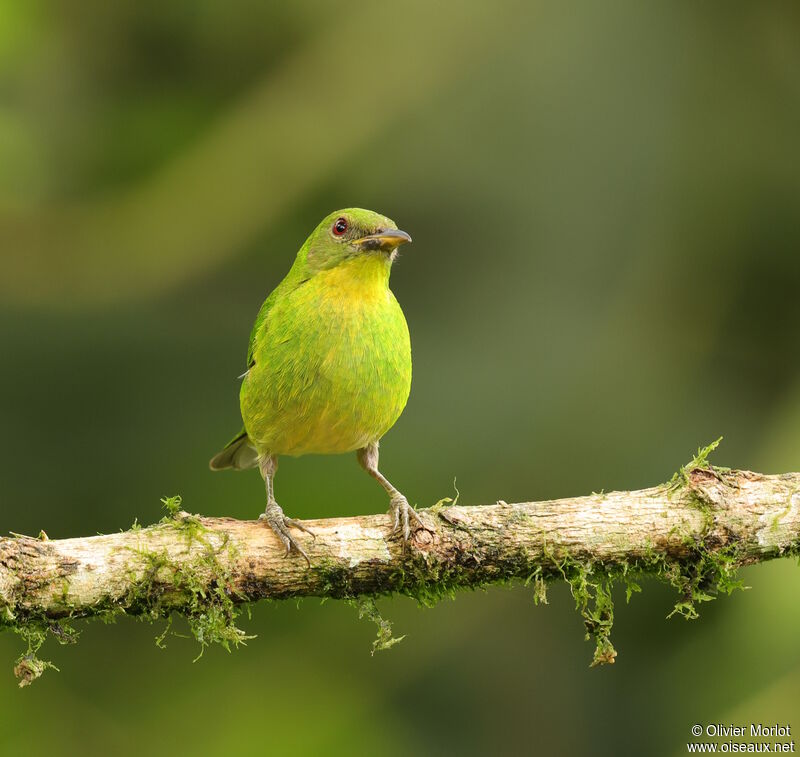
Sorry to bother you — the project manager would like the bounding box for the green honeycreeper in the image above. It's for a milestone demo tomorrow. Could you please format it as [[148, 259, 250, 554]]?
[[210, 208, 422, 563]]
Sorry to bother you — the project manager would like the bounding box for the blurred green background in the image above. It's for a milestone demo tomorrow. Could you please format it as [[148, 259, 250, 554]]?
[[1, 1, 799, 754]]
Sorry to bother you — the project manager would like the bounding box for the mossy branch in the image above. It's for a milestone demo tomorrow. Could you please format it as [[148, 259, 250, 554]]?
[[2, 450, 800, 685]]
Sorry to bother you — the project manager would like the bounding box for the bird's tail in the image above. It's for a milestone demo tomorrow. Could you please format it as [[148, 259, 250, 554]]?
[[209, 428, 259, 471]]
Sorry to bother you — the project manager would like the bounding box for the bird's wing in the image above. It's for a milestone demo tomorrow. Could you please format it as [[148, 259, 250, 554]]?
[[245, 287, 280, 369], [245, 275, 309, 369]]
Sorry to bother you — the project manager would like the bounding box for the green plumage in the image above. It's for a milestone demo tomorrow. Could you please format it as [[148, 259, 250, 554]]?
[[211, 208, 411, 469]]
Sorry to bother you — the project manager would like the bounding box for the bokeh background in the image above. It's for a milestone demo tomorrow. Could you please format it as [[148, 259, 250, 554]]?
[[1, 1, 799, 754]]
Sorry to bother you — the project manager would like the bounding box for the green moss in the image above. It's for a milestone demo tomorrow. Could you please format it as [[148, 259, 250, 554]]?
[[122, 511, 254, 658], [664, 543, 745, 619], [640, 437, 745, 618], [623, 576, 642, 603], [10, 621, 56, 687], [313, 561, 356, 598], [394, 551, 471, 607], [348, 596, 405, 654], [545, 552, 618, 665], [170, 554, 254, 660], [160, 494, 183, 518], [667, 437, 724, 493], [1, 497, 255, 685], [525, 566, 548, 605], [393, 543, 538, 608], [13, 654, 58, 688], [527, 482, 746, 665]]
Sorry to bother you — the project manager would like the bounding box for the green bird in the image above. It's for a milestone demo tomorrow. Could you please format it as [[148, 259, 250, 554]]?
[[210, 208, 422, 562]]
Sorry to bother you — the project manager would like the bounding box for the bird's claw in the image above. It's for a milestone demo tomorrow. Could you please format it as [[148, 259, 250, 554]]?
[[283, 517, 316, 539], [389, 493, 425, 543], [259, 504, 313, 567]]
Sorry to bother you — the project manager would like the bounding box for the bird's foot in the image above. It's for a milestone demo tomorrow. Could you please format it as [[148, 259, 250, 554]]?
[[259, 501, 315, 567], [389, 493, 425, 543]]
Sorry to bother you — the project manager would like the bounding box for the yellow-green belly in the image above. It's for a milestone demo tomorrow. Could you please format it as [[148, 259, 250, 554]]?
[[240, 261, 411, 457]]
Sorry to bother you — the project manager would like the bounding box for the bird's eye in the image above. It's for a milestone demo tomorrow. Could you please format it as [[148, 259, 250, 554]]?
[[332, 217, 348, 236]]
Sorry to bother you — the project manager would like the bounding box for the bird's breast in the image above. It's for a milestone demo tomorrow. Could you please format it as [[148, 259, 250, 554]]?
[[241, 267, 411, 457]]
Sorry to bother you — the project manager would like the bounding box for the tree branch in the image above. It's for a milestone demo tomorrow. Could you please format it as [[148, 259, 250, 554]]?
[[2, 456, 799, 685]]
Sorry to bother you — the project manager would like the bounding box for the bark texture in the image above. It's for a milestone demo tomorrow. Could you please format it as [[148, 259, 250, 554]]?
[[1, 466, 799, 683], [2, 467, 798, 617]]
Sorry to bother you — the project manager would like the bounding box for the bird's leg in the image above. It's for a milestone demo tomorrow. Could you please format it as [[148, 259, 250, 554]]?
[[357, 441, 423, 542], [257, 454, 314, 566]]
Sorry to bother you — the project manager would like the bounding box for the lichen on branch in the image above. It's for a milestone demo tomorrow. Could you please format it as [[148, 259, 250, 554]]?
[[1, 444, 799, 686]]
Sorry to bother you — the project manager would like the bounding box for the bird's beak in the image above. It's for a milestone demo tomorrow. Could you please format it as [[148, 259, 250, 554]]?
[[353, 229, 412, 252]]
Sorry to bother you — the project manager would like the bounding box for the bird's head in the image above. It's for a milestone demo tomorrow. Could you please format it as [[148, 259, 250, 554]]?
[[301, 208, 411, 273]]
